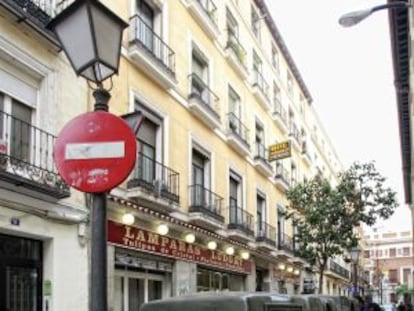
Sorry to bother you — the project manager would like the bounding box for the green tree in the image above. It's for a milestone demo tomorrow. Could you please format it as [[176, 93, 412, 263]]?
[[286, 161, 398, 294], [396, 284, 414, 299]]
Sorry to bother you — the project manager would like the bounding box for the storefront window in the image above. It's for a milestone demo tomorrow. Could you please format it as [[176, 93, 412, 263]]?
[[197, 268, 244, 292]]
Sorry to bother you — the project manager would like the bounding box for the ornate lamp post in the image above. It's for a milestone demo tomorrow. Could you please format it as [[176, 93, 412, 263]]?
[[350, 245, 361, 296], [48, 1, 131, 310]]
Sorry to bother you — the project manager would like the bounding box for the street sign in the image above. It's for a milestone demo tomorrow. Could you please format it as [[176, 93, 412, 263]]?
[[54, 111, 137, 193], [268, 141, 291, 161]]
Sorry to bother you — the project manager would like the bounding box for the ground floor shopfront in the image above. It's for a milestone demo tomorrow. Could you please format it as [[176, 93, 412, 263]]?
[[106, 219, 304, 310]]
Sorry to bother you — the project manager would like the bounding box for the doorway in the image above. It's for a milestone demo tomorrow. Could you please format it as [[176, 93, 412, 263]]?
[[0, 234, 42, 311], [114, 270, 167, 311]]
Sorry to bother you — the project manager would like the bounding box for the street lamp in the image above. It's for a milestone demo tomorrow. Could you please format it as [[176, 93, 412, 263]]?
[[350, 245, 361, 296], [48, 1, 128, 311], [338, 2, 411, 27]]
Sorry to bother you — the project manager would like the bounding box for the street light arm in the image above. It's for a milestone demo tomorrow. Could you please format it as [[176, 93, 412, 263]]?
[[339, 2, 411, 27]]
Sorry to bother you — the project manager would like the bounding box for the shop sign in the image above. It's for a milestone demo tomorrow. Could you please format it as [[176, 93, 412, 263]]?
[[108, 220, 252, 274], [268, 141, 291, 161]]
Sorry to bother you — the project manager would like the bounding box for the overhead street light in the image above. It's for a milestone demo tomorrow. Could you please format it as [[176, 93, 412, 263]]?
[[338, 1, 411, 27]]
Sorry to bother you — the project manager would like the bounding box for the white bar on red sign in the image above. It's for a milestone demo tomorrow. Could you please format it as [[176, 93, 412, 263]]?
[[65, 141, 125, 160]]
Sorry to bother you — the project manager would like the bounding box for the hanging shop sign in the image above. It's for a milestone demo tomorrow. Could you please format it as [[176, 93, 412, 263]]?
[[268, 141, 291, 161], [108, 220, 252, 274]]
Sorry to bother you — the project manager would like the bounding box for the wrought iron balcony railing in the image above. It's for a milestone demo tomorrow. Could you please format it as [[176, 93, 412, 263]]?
[[0, 110, 70, 198], [227, 113, 250, 147], [226, 31, 247, 69], [256, 221, 276, 245], [254, 142, 266, 161], [273, 99, 288, 125], [127, 152, 180, 203], [188, 184, 223, 221], [129, 14, 176, 75], [188, 73, 220, 119], [196, 0, 218, 26], [253, 70, 270, 101], [228, 202, 254, 235], [275, 163, 290, 185], [278, 232, 294, 253], [289, 123, 300, 143], [7, 0, 73, 25]]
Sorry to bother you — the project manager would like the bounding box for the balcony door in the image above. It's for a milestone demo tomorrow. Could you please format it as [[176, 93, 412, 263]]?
[[256, 193, 265, 234], [137, 0, 155, 52], [229, 171, 243, 224], [137, 118, 157, 185], [191, 49, 209, 104], [191, 148, 211, 207], [277, 206, 285, 246], [0, 93, 33, 165]]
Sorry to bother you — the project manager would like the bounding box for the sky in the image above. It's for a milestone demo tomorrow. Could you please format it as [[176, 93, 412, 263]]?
[[265, 0, 411, 232]]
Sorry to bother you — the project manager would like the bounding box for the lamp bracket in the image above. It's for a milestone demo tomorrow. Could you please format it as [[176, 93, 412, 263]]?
[[93, 88, 111, 112]]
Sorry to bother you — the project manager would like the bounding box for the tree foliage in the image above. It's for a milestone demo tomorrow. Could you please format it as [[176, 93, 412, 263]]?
[[286, 161, 398, 293], [396, 284, 414, 297]]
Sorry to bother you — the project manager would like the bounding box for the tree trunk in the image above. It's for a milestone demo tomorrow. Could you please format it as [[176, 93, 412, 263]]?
[[318, 260, 327, 294]]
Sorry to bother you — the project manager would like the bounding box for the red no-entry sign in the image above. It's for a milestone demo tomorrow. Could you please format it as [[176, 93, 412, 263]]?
[[54, 111, 137, 193]]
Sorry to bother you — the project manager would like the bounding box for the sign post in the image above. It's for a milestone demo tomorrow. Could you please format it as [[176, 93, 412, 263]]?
[[54, 88, 138, 311]]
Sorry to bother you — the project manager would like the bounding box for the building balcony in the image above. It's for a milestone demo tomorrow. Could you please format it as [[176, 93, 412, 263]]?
[[227, 204, 254, 242], [275, 163, 290, 192], [188, 73, 221, 130], [127, 153, 180, 212], [128, 14, 176, 89], [301, 141, 312, 166], [185, 0, 219, 40], [188, 184, 225, 230], [226, 113, 250, 157], [256, 221, 277, 250], [253, 142, 273, 178], [0, 111, 70, 200], [277, 233, 295, 257], [289, 124, 301, 152], [327, 260, 350, 280], [225, 32, 248, 80], [1, 0, 68, 47], [252, 70, 270, 110], [272, 99, 288, 133]]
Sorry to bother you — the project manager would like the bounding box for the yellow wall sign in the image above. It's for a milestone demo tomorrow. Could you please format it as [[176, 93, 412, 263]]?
[[268, 141, 291, 161]]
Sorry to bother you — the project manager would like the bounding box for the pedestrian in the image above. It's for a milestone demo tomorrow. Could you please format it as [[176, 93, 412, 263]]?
[[397, 301, 406, 311], [363, 295, 381, 311], [355, 295, 365, 311]]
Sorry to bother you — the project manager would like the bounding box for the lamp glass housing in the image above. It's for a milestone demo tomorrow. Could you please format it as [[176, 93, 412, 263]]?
[[350, 246, 361, 262], [48, 0, 128, 84], [338, 9, 372, 27]]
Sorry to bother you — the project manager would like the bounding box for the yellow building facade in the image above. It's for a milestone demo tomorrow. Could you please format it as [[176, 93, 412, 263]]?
[[102, 0, 351, 304]]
